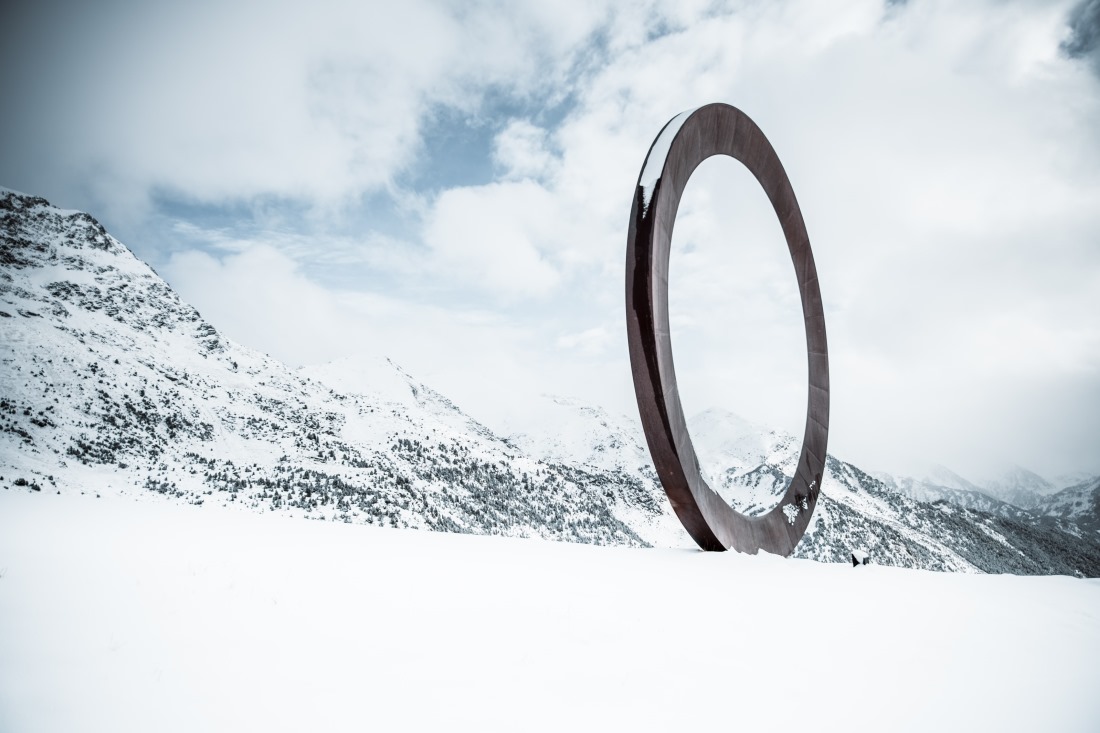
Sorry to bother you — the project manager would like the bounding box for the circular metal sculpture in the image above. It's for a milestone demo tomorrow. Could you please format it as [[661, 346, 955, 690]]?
[[625, 103, 829, 554]]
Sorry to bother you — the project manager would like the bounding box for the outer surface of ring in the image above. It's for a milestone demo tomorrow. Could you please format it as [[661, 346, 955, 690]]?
[[625, 103, 829, 554]]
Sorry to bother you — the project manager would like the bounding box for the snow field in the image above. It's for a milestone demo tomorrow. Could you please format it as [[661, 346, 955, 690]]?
[[1, 489, 1098, 732]]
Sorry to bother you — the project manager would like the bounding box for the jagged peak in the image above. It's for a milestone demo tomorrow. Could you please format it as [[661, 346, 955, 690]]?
[[0, 186, 232, 358], [2, 188, 136, 264], [0, 186, 50, 205]]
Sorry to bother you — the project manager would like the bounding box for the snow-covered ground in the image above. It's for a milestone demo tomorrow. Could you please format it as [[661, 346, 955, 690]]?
[[1, 489, 1097, 732]]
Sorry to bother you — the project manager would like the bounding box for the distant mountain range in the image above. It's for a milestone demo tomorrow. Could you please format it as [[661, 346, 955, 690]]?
[[2, 187, 1098, 575]]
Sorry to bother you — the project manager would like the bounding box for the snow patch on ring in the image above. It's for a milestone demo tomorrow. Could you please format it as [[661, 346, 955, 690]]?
[[639, 108, 696, 213]]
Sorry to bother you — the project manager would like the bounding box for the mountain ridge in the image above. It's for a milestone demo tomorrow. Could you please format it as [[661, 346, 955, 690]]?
[[2, 187, 1098, 575]]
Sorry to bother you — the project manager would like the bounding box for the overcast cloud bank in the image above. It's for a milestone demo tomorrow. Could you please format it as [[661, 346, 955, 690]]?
[[2, 0, 1098, 479]]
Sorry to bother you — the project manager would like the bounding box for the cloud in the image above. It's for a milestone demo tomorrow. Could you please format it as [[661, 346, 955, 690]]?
[[556, 326, 612, 355], [161, 241, 633, 431], [163, 245, 366, 366], [1062, 0, 1100, 74], [0, 0, 619, 218], [421, 180, 564, 298], [493, 120, 558, 181], [404, 0, 1100, 475], [5, 0, 1100, 477]]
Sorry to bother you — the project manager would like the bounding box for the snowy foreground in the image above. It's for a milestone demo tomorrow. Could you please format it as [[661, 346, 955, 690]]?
[[2, 490, 1098, 733]]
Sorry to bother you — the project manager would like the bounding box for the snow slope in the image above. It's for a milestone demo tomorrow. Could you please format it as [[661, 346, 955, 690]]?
[[1, 489, 1097, 733], [504, 393, 655, 479]]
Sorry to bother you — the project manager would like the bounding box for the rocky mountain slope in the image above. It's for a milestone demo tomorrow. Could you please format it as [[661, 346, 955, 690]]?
[[1036, 476, 1100, 535], [0, 188, 673, 547], [510, 398, 1100, 575], [2, 187, 1098, 575]]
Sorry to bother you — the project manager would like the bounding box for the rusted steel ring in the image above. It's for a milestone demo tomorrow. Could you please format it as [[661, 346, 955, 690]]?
[[625, 103, 829, 554]]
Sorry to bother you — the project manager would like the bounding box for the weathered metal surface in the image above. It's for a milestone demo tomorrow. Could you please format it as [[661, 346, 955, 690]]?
[[625, 103, 829, 554]]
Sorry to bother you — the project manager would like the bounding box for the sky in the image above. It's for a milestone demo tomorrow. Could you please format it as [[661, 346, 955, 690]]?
[[2, 0, 1099, 481]]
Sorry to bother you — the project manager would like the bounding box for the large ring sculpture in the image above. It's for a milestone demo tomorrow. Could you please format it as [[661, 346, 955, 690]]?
[[625, 103, 829, 554]]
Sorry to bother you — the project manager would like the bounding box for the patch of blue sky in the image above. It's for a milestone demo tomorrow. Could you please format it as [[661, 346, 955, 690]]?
[[401, 86, 578, 194], [137, 190, 404, 293], [644, 16, 679, 44], [134, 84, 584, 300]]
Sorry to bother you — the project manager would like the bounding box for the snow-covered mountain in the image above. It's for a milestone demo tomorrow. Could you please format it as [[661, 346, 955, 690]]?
[[0, 188, 672, 547], [510, 400, 1100, 575], [888, 464, 1062, 511], [877, 471, 1028, 517], [879, 462, 1100, 535], [2, 187, 1098, 575], [979, 465, 1059, 508], [1036, 475, 1100, 535], [687, 408, 800, 514], [502, 393, 654, 481]]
